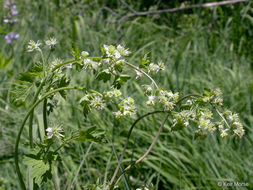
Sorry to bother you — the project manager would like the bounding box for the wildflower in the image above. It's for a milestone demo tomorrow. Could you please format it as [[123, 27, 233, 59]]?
[[105, 89, 122, 98], [117, 45, 131, 56], [90, 95, 106, 110], [4, 32, 19, 44], [136, 70, 143, 79], [186, 99, 193, 105], [27, 40, 41, 52], [158, 61, 165, 71], [51, 58, 63, 68], [148, 63, 160, 73], [158, 90, 179, 111], [233, 127, 245, 138], [114, 97, 136, 119], [45, 37, 57, 49], [146, 95, 155, 106], [220, 129, 229, 138], [83, 59, 99, 70], [46, 126, 64, 139], [11, 5, 18, 16], [81, 51, 89, 58]]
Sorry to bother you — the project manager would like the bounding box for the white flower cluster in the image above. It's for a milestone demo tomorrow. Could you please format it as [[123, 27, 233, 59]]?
[[103, 45, 130, 59], [90, 95, 106, 110], [148, 61, 165, 73], [46, 126, 64, 139], [45, 37, 57, 49], [197, 109, 216, 132], [113, 97, 136, 119], [105, 89, 122, 98], [158, 89, 179, 111], [83, 59, 100, 70], [172, 110, 195, 130], [28, 37, 58, 52], [51, 58, 63, 68], [223, 110, 245, 138], [203, 89, 223, 106], [27, 40, 41, 52]]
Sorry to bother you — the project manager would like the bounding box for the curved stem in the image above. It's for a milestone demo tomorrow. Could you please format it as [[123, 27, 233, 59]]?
[[125, 62, 159, 89], [176, 94, 203, 104], [109, 110, 165, 185], [112, 113, 170, 188], [14, 86, 81, 190], [52, 59, 78, 71]]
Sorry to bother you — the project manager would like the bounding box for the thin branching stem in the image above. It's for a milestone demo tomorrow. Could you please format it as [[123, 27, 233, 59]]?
[[112, 113, 170, 188], [109, 110, 165, 185], [125, 62, 159, 89]]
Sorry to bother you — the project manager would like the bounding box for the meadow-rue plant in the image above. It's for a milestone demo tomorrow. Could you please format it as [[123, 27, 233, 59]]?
[[11, 38, 244, 190]]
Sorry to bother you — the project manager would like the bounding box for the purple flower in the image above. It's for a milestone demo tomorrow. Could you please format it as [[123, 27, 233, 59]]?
[[5, 32, 19, 44], [3, 18, 9, 23], [4, 0, 11, 8], [11, 5, 18, 15]]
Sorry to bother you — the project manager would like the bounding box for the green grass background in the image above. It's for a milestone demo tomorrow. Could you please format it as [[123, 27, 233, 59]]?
[[0, 0, 253, 189]]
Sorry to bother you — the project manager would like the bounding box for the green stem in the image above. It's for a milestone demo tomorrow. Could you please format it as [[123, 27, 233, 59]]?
[[125, 61, 159, 89], [52, 59, 78, 71], [43, 99, 48, 133], [15, 86, 81, 190], [28, 79, 47, 148]]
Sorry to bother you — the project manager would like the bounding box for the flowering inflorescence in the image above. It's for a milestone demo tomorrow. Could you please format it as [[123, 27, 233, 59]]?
[[3, 0, 19, 44], [46, 126, 64, 139], [169, 89, 244, 139]]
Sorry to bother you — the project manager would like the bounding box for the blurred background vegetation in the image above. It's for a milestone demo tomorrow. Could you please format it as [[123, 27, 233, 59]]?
[[0, 0, 252, 189]]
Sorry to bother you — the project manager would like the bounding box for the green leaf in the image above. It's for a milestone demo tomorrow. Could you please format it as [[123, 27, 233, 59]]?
[[23, 157, 50, 185], [96, 69, 111, 82], [139, 52, 151, 68], [113, 75, 131, 89], [10, 84, 34, 106], [73, 127, 106, 144], [57, 75, 70, 99], [71, 44, 80, 59]]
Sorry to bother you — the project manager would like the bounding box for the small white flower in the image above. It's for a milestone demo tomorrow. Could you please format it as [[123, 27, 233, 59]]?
[[45, 37, 57, 49], [148, 63, 160, 73], [186, 100, 193, 105], [81, 51, 89, 57], [117, 45, 131, 56], [90, 95, 106, 110], [158, 61, 165, 71], [146, 95, 155, 106], [51, 58, 63, 68], [220, 129, 229, 138], [46, 126, 64, 139], [27, 40, 41, 52], [135, 70, 143, 79], [114, 50, 121, 59]]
